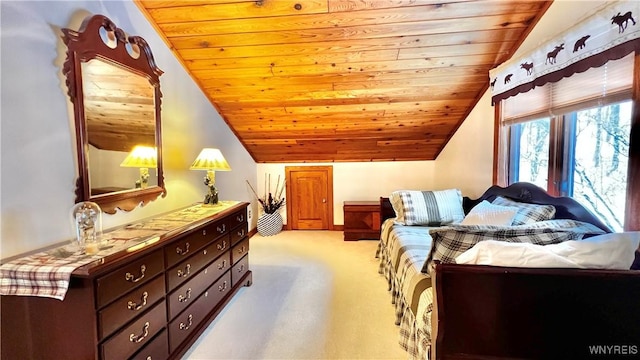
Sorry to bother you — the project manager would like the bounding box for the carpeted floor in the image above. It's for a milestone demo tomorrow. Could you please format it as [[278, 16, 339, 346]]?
[[182, 230, 407, 360]]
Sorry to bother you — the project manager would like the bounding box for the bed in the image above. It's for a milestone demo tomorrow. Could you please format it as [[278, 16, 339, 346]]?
[[376, 182, 640, 360]]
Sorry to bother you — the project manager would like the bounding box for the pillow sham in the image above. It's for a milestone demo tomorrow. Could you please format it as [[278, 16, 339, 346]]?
[[492, 196, 556, 225], [460, 200, 519, 226], [456, 232, 640, 270], [422, 220, 606, 273], [390, 189, 464, 226]]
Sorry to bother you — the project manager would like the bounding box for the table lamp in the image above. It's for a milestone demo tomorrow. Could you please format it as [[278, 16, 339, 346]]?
[[120, 145, 157, 189], [190, 148, 231, 205]]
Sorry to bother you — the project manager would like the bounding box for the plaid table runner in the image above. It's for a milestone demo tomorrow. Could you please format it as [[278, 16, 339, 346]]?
[[0, 201, 239, 300]]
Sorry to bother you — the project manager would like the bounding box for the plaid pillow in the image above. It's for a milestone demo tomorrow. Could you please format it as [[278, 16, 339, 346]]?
[[492, 196, 556, 225], [422, 220, 605, 272], [390, 189, 464, 226]]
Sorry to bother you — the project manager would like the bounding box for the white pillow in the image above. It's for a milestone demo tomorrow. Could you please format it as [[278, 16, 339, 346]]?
[[456, 232, 640, 270], [460, 200, 519, 226]]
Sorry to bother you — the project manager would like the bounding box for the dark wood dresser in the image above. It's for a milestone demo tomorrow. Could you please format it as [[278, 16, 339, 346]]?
[[343, 201, 381, 241], [1, 202, 250, 360]]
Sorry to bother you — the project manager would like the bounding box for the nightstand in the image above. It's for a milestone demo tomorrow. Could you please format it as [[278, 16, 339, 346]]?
[[343, 201, 381, 241]]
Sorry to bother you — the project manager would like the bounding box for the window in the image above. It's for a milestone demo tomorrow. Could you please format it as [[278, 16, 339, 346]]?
[[509, 118, 550, 190], [508, 102, 631, 231], [496, 53, 638, 231]]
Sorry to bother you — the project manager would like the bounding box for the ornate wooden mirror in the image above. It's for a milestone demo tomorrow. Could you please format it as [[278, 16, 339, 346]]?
[[62, 14, 165, 214]]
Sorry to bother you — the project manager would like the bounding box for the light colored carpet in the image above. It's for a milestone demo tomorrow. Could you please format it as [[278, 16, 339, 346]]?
[[182, 230, 407, 360]]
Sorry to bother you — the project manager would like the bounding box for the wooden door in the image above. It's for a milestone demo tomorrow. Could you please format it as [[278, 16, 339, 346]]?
[[285, 166, 333, 230]]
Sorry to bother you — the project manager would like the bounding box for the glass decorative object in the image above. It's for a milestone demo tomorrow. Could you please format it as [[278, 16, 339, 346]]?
[[70, 201, 103, 254]]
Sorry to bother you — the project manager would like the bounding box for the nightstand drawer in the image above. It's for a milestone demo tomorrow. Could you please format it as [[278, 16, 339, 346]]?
[[343, 201, 381, 241], [96, 250, 164, 308]]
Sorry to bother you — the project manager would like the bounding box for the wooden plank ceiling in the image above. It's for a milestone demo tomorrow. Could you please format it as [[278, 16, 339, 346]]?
[[135, 0, 550, 163]]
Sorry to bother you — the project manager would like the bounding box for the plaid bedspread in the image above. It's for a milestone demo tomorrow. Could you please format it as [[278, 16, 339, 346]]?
[[376, 219, 433, 359], [1, 202, 239, 300], [377, 218, 606, 360], [426, 220, 606, 271]]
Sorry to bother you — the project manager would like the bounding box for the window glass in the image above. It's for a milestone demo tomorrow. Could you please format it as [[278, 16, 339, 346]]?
[[510, 118, 550, 190], [569, 101, 631, 231]]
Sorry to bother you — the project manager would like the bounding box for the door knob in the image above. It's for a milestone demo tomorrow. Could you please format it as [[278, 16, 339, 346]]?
[[322, 198, 326, 203]]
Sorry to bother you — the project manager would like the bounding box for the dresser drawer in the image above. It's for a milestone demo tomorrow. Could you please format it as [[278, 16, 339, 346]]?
[[101, 299, 167, 360], [211, 217, 230, 238], [164, 229, 213, 269], [129, 329, 169, 360], [167, 252, 230, 320], [230, 223, 248, 246], [231, 237, 249, 265], [98, 274, 165, 340], [230, 209, 247, 229], [232, 254, 249, 287], [168, 272, 231, 353], [166, 235, 229, 292], [96, 250, 164, 308]]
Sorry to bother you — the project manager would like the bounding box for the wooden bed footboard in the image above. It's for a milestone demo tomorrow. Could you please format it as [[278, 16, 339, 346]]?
[[432, 262, 640, 360]]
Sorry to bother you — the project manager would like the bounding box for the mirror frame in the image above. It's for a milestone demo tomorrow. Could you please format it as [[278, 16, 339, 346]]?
[[62, 14, 165, 214]]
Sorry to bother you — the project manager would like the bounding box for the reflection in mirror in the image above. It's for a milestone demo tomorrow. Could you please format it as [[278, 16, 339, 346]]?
[[62, 14, 165, 214], [81, 59, 158, 195]]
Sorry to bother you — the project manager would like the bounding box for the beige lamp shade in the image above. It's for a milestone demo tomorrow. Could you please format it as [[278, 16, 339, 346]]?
[[120, 145, 157, 168], [190, 148, 231, 171]]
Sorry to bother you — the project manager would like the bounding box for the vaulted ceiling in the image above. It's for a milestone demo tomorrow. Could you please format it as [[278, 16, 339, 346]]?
[[135, 0, 550, 163]]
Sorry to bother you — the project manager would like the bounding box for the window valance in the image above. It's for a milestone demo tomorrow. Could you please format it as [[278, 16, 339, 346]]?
[[490, 0, 639, 105]]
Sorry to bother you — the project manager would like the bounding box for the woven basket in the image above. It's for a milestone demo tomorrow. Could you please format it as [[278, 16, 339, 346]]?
[[257, 212, 283, 236]]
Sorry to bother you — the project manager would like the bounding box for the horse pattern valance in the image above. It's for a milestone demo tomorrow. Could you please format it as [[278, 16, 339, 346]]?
[[490, 0, 639, 105]]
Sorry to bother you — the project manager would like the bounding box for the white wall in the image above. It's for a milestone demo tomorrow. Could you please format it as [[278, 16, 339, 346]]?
[[434, 91, 495, 199], [0, 1, 256, 258], [256, 162, 437, 225]]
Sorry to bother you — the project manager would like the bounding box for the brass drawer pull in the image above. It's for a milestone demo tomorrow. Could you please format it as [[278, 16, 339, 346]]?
[[216, 224, 226, 233], [179, 314, 193, 331], [129, 322, 150, 343], [237, 229, 245, 237], [217, 260, 227, 270], [127, 291, 149, 311], [202, 229, 207, 236], [176, 242, 190, 256], [217, 241, 227, 251], [236, 214, 244, 222], [238, 245, 246, 254], [218, 281, 228, 292], [179, 288, 192, 303], [238, 264, 245, 272], [125, 265, 146, 283], [177, 264, 191, 278]]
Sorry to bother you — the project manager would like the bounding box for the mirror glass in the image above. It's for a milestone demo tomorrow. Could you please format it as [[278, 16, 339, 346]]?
[[82, 59, 158, 195], [63, 14, 165, 214]]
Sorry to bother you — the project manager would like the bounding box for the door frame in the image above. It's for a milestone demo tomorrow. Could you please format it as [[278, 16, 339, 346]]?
[[285, 165, 334, 230]]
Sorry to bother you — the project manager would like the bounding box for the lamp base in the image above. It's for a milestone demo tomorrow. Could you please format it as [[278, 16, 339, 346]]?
[[204, 190, 219, 205]]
